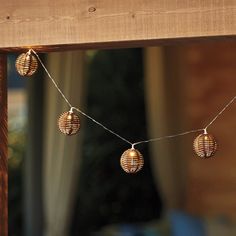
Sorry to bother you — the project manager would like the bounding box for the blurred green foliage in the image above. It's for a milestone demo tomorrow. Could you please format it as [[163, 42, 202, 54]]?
[[9, 126, 26, 236]]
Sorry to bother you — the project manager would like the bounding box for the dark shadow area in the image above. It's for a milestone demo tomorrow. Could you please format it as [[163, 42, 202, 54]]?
[[71, 49, 162, 235]]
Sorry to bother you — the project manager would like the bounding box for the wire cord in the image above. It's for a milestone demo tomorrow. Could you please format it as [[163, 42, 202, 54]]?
[[31, 49, 236, 148]]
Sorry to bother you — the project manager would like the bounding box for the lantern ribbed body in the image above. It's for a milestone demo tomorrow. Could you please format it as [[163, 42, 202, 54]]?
[[193, 133, 217, 158], [120, 148, 144, 173], [15, 52, 38, 76], [58, 111, 80, 135]]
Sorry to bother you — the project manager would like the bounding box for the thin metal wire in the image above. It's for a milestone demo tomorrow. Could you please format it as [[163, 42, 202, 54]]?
[[132, 128, 204, 147], [31, 49, 133, 146], [30, 49, 236, 149], [31, 49, 73, 108], [204, 95, 236, 130], [72, 107, 133, 145], [133, 95, 236, 147]]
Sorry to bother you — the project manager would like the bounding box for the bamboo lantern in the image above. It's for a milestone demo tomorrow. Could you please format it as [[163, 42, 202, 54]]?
[[120, 148, 144, 173], [58, 111, 80, 135], [15, 51, 38, 76], [193, 133, 217, 158]]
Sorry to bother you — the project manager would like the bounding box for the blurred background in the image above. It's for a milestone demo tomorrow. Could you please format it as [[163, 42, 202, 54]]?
[[8, 41, 236, 236]]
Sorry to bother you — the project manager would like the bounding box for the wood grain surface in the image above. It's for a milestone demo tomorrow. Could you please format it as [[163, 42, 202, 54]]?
[[0, 0, 235, 51], [0, 55, 8, 236]]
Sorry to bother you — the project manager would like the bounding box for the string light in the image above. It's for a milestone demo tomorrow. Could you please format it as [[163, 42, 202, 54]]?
[[15, 50, 38, 76], [15, 49, 236, 173], [120, 148, 144, 173], [58, 109, 80, 135], [193, 129, 217, 158]]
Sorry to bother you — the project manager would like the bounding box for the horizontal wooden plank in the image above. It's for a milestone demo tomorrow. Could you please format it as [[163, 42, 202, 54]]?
[[0, 0, 236, 51]]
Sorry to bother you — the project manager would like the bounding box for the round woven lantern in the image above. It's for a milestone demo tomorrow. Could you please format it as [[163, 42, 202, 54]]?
[[120, 148, 144, 173], [193, 133, 217, 158], [58, 111, 80, 135], [15, 51, 38, 76]]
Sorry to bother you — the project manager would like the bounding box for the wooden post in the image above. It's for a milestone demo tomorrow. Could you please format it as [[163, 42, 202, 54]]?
[[0, 54, 8, 236]]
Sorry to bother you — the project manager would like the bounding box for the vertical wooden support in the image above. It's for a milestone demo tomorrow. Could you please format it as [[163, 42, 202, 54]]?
[[0, 54, 8, 236]]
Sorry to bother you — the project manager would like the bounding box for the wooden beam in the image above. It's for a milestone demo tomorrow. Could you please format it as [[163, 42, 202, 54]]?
[[0, 55, 8, 236], [0, 0, 235, 51]]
